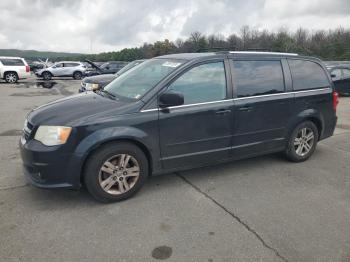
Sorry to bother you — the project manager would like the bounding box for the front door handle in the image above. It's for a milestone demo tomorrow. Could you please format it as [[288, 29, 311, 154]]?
[[215, 109, 232, 115], [238, 106, 253, 112]]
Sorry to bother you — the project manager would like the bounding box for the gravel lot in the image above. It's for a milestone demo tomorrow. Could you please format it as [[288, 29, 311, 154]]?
[[1, 75, 350, 262]]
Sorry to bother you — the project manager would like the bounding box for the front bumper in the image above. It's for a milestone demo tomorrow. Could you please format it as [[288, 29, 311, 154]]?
[[19, 138, 82, 189]]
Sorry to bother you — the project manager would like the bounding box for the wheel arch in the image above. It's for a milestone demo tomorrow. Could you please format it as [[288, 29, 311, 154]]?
[[289, 109, 324, 141], [41, 71, 52, 77], [3, 70, 18, 79], [79, 137, 154, 184], [73, 70, 83, 76]]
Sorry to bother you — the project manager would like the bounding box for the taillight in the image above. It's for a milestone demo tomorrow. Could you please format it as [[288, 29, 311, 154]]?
[[332, 91, 339, 111], [25, 65, 30, 72]]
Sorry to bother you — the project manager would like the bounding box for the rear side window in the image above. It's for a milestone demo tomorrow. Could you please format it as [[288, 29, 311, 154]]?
[[64, 63, 79, 67], [232, 60, 285, 98], [168, 62, 226, 105], [343, 69, 350, 79], [330, 69, 342, 81], [288, 59, 329, 90], [0, 59, 24, 66]]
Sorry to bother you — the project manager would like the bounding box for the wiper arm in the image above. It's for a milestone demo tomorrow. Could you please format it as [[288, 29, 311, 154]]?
[[99, 89, 116, 99]]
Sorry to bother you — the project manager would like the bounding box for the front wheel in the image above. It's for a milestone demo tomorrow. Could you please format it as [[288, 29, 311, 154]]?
[[285, 121, 319, 162], [42, 71, 52, 80], [84, 142, 149, 202]]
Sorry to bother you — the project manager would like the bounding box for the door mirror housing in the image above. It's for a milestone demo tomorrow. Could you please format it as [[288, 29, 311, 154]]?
[[330, 74, 337, 78], [159, 91, 184, 108]]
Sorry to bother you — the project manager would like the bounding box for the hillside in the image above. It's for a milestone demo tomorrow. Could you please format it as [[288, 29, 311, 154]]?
[[0, 49, 84, 60]]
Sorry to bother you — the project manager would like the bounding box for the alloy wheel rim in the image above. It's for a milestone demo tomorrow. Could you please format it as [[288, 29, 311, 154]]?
[[98, 154, 140, 195], [294, 127, 314, 156], [6, 73, 16, 83]]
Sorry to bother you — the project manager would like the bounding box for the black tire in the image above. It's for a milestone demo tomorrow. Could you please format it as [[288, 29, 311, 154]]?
[[42, 71, 52, 80], [4, 72, 18, 83], [285, 121, 319, 162], [84, 142, 149, 203], [73, 71, 83, 80]]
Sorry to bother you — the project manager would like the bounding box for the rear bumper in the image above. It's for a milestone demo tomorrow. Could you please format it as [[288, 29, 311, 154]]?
[[19, 72, 31, 79], [320, 115, 337, 140], [19, 139, 82, 189]]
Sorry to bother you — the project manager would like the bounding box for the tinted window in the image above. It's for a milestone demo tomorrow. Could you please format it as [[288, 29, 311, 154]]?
[[64, 63, 79, 67], [168, 62, 226, 105], [232, 60, 285, 98], [0, 59, 24, 66], [330, 68, 342, 81], [343, 69, 350, 79], [288, 59, 329, 90]]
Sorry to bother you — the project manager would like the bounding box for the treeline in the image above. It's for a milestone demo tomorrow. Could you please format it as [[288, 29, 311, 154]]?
[[72, 26, 350, 62]]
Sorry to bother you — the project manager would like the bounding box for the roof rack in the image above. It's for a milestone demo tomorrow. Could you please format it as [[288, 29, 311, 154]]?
[[228, 51, 298, 56]]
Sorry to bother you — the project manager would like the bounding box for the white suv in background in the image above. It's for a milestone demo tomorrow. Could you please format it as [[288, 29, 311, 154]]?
[[35, 61, 87, 80], [0, 56, 30, 83]]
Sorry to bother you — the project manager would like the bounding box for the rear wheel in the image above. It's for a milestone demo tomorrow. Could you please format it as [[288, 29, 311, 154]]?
[[84, 142, 149, 202], [4, 72, 18, 83], [42, 71, 52, 80], [73, 71, 83, 80], [285, 121, 319, 162]]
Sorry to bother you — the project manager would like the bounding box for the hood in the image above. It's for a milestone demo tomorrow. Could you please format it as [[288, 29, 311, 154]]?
[[85, 59, 102, 71], [83, 74, 116, 84], [27, 92, 141, 127]]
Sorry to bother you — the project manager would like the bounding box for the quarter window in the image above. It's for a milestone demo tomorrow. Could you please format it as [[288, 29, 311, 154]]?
[[168, 62, 227, 105], [288, 59, 329, 90], [232, 60, 285, 98]]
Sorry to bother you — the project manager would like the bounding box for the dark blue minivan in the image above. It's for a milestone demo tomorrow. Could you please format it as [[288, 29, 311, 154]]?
[[20, 52, 339, 202]]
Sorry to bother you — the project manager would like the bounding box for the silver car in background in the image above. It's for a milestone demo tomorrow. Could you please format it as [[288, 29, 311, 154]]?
[[35, 61, 86, 80]]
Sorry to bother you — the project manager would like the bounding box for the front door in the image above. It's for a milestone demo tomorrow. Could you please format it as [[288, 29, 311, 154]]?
[[158, 61, 234, 170], [51, 63, 65, 76]]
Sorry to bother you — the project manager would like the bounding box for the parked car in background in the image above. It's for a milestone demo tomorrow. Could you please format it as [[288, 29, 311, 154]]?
[[84, 60, 128, 77], [35, 61, 86, 80], [0, 56, 30, 83], [328, 65, 350, 95], [20, 52, 338, 202], [79, 59, 145, 92]]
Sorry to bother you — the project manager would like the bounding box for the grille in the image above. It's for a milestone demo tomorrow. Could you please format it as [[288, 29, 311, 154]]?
[[23, 119, 34, 141]]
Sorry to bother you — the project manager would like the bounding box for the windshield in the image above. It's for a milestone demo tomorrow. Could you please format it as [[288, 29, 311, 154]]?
[[100, 62, 109, 69], [104, 58, 184, 100], [114, 60, 143, 76]]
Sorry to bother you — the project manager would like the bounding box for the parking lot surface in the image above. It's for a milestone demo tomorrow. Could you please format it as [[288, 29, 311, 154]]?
[[1, 76, 350, 262]]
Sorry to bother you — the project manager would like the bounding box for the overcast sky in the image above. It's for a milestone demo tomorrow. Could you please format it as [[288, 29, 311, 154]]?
[[0, 0, 349, 53]]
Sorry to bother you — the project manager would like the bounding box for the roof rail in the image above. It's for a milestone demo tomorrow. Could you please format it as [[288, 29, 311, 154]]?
[[229, 51, 298, 56]]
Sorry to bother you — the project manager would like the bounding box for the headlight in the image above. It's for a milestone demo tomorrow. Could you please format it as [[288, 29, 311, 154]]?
[[34, 126, 72, 146], [85, 83, 99, 91]]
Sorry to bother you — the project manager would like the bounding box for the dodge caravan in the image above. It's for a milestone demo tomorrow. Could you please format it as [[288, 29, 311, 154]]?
[[20, 52, 338, 202]]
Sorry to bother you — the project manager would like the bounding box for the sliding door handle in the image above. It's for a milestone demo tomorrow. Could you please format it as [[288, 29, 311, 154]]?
[[238, 106, 253, 112], [215, 109, 232, 115]]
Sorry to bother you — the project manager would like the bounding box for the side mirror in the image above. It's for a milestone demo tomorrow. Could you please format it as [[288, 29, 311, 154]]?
[[159, 91, 184, 108], [330, 74, 336, 78]]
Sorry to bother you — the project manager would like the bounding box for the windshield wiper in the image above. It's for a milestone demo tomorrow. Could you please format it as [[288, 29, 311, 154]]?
[[98, 89, 116, 99]]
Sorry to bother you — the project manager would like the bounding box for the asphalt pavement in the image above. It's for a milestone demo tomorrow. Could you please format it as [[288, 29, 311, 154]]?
[[1, 75, 350, 262]]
